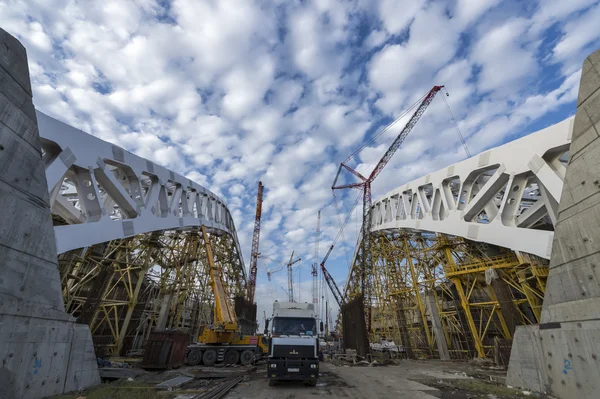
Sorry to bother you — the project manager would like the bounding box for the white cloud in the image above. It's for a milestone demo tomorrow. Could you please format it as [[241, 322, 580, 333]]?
[[471, 18, 538, 93], [552, 3, 600, 72]]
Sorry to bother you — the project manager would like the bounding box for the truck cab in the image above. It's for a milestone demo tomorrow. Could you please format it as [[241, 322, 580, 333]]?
[[265, 302, 322, 386]]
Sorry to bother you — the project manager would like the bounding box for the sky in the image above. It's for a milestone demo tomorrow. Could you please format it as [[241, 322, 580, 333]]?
[[2, 0, 600, 327]]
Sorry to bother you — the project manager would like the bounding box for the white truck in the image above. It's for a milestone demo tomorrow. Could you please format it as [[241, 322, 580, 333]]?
[[265, 301, 322, 386]]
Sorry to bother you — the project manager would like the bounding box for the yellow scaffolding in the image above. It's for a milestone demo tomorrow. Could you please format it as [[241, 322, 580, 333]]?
[[345, 231, 548, 360], [58, 228, 246, 357]]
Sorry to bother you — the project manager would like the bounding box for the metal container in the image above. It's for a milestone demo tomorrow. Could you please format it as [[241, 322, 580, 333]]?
[[141, 329, 188, 369]]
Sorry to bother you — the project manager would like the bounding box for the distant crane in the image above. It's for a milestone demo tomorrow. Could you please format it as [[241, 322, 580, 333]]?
[[312, 211, 321, 306], [286, 251, 301, 302], [332, 85, 444, 331], [320, 244, 345, 307], [247, 181, 264, 304]]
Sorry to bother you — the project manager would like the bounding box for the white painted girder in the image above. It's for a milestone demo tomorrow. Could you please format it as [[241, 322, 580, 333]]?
[[37, 111, 246, 278], [369, 117, 573, 260]]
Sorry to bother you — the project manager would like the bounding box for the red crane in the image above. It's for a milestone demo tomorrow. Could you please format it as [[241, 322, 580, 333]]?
[[247, 181, 264, 304], [332, 85, 444, 330]]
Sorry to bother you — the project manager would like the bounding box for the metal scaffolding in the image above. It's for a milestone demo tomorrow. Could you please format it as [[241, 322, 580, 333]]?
[[58, 229, 246, 357], [345, 231, 548, 360]]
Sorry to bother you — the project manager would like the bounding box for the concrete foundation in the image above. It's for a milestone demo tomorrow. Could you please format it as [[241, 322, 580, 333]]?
[[0, 28, 99, 398], [507, 49, 600, 398]]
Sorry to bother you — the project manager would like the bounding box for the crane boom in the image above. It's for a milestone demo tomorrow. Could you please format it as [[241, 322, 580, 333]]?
[[320, 244, 344, 307], [201, 225, 237, 331], [367, 85, 444, 181], [247, 181, 264, 304], [332, 85, 444, 331], [312, 211, 321, 305]]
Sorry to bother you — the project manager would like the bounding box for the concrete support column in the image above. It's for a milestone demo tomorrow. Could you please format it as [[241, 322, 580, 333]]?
[[0, 28, 99, 398], [426, 293, 450, 361], [156, 293, 173, 330], [507, 49, 600, 398]]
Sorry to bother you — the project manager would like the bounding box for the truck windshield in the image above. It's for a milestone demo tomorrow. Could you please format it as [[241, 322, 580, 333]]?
[[272, 317, 316, 336]]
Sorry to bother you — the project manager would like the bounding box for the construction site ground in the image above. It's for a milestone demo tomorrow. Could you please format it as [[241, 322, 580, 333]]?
[[49, 359, 547, 399]]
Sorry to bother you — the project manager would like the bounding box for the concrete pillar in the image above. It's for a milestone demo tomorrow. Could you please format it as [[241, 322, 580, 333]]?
[[507, 49, 600, 398], [0, 28, 99, 398], [156, 293, 173, 329], [426, 293, 450, 361]]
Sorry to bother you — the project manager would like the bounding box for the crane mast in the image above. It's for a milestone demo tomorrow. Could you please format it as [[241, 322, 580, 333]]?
[[247, 181, 264, 304], [201, 226, 237, 333], [312, 211, 321, 306], [332, 85, 444, 332], [286, 251, 301, 302]]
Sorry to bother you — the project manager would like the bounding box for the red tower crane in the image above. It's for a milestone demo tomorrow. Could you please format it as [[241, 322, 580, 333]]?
[[332, 85, 444, 331], [247, 181, 264, 304]]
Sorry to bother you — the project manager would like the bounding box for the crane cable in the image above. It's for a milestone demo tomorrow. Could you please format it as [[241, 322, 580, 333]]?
[[441, 87, 471, 158], [343, 91, 428, 164]]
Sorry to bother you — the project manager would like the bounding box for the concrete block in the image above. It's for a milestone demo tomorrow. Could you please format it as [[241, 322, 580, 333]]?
[[0, 66, 36, 121], [539, 321, 600, 399], [0, 123, 48, 199], [506, 325, 546, 392], [541, 296, 600, 324], [0, 193, 58, 264], [0, 93, 39, 148], [0, 29, 32, 95], [578, 57, 600, 106], [568, 124, 599, 159]]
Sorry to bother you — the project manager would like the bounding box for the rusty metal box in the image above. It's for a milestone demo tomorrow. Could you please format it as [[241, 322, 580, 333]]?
[[141, 329, 188, 369]]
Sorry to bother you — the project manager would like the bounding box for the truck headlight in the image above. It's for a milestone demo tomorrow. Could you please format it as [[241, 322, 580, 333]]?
[[270, 363, 277, 368], [310, 364, 317, 369]]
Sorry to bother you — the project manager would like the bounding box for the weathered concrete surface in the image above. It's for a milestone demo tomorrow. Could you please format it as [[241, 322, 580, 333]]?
[[426, 294, 450, 361], [0, 28, 99, 398], [507, 49, 600, 398]]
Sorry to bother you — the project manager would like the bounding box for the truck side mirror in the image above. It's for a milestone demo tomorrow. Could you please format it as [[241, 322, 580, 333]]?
[[320, 321, 324, 332], [264, 319, 269, 335]]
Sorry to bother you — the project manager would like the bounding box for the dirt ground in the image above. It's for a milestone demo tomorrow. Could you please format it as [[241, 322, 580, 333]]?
[[51, 360, 541, 399], [226, 360, 536, 399]]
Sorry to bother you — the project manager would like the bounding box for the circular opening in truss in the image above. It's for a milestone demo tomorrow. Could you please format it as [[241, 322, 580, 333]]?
[[83, 180, 92, 187], [87, 193, 96, 200], [512, 185, 520, 192], [508, 198, 516, 205]]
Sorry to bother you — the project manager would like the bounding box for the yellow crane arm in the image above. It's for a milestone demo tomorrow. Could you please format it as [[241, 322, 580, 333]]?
[[201, 226, 237, 332]]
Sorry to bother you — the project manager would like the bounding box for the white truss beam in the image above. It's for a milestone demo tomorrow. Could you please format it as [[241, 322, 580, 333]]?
[[369, 117, 573, 260], [37, 111, 246, 278]]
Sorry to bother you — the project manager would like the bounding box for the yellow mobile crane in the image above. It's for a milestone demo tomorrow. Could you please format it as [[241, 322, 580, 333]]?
[[185, 189, 268, 366]]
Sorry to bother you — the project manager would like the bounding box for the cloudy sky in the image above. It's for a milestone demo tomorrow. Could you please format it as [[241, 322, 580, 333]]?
[[2, 0, 599, 325]]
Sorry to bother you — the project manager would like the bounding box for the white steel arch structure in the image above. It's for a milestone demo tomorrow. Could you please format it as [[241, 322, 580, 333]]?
[[371, 117, 573, 259], [37, 111, 246, 278]]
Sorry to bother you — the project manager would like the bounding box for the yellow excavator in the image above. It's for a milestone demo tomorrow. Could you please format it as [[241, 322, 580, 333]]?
[[185, 184, 268, 366]]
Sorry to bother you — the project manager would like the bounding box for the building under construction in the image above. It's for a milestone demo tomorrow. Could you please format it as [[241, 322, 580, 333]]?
[[343, 231, 547, 363], [57, 230, 254, 358]]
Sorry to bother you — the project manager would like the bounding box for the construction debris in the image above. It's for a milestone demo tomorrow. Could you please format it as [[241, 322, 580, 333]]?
[[155, 375, 194, 390], [198, 375, 244, 399]]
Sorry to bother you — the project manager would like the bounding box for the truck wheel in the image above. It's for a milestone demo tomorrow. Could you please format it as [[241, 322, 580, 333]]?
[[307, 380, 317, 386], [203, 349, 217, 366], [224, 350, 240, 365], [186, 349, 203, 366], [268, 379, 277, 386], [240, 350, 254, 365]]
